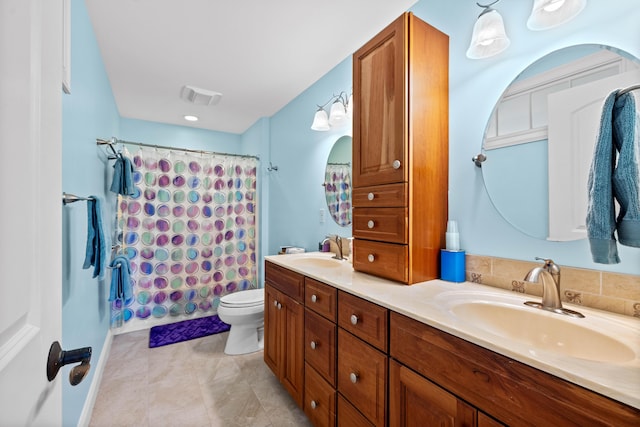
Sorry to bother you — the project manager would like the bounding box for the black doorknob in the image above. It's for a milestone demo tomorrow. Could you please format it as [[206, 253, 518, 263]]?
[[47, 341, 92, 386]]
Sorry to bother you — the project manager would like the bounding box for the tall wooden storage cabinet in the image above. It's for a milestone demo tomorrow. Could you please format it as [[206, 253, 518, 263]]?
[[352, 12, 449, 284]]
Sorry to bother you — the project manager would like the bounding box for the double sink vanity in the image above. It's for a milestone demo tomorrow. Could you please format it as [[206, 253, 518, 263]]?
[[264, 252, 639, 426], [263, 9, 639, 427]]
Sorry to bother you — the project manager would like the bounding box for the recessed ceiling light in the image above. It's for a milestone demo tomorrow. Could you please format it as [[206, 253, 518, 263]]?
[[184, 115, 199, 122]]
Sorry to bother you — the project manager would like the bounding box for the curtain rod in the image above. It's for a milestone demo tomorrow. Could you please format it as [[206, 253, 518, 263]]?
[[96, 137, 260, 161]]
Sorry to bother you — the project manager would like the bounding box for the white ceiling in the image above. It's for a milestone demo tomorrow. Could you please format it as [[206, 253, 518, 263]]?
[[86, 0, 418, 134]]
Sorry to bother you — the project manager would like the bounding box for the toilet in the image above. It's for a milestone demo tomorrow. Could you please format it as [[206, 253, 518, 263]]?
[[217, 288, 265, 355]]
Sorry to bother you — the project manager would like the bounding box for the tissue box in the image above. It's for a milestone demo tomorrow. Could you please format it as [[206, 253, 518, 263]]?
[[440, 249, 465, 282]]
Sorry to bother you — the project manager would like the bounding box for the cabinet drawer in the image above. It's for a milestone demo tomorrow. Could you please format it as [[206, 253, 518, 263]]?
[[305, 363, 336, 427], [337, 395, 374, 427], [353, 207, 407, 243], [305, 277, 337, 322], [352, 239, 408, 283], [352, 183, 407, 208], [337, 329, 387, 427], [265, 260, 304, 302], [305, 309, 337, 387], [338, 291, 388, 352]]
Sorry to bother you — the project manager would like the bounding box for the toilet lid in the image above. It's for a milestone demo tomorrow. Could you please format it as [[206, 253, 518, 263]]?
[[219, 288, 264, 308]]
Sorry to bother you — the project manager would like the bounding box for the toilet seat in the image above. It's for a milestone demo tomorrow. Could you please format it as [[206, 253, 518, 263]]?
[[219, 288, 264, 308]]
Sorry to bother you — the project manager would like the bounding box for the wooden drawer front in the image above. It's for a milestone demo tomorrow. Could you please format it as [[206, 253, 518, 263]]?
[[338, 291, 388, 352], [265, 261, 304, 302], [353, 207, 407, 243], [353, 239, 408, 283], [305, 363, 336, 427], [337, 329, 387, 427], [305, 277, 337, 322], [352, 183, 407, 208], [390, 312, 640, 427], [305, 309, 337, 387], [337, 395, 374, 427]]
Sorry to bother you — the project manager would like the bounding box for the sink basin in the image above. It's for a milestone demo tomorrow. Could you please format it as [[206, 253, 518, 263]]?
[[446, 298, 637, 363], [288, 256, 343, 269]]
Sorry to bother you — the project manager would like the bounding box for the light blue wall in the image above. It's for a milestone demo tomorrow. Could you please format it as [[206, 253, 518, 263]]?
[[267, 58, 353, 255], [61, 0, 119, 425], [119, 117, 240, 151], [241, 117, 271, 286]]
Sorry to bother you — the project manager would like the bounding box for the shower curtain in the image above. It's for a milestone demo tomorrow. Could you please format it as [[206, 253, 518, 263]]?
[[111, 146, 258, 329], [324, 163, 351, 226]]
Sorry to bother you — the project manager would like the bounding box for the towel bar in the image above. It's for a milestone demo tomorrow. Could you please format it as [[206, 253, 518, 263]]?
[[62, 192, 94, 205]]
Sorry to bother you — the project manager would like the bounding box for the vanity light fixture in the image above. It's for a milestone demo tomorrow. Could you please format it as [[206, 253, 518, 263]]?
[[467, 0, 588, 59], [466, 1, 511, 60], [311, 91, 352, 131], [527, 0, 587, 30]]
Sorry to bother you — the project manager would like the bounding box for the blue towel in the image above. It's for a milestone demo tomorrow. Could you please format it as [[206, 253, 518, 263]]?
[[82, 196, 107, 279], [586, 90, 640, 263], [109, 255, 133, 301], [110, 156, 135, 196]]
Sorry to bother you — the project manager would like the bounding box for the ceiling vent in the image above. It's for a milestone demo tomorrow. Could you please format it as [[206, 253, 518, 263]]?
[[180, 85, 222, 106]]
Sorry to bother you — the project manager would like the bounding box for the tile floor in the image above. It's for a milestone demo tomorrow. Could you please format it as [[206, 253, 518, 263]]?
[[89, 330, 312, 427]]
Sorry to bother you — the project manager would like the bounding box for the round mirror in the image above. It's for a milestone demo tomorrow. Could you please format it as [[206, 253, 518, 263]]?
[[481, 44, 640, 241], [324, 135, 352, 226]]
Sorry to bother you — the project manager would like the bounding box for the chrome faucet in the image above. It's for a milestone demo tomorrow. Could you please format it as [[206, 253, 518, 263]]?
[[524, 258, 584, 318], [323, 235, 345, 260]]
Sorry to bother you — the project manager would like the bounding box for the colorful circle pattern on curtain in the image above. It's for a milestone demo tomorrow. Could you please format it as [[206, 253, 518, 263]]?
[[111, 147, 258, 325]]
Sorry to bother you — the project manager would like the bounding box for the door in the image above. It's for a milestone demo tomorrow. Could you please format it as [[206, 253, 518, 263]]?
[[353, 13, 407, 187], [280, 292, 304, 407], [263, 284, 280, 375], [0, 0, 63, 425]]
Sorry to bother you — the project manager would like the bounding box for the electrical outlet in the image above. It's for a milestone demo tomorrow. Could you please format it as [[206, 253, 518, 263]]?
[[319, 208, 325, 224]]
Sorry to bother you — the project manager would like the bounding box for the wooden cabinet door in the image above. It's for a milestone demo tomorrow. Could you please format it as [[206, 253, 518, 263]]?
[[389, 360, 476, 427], [353, 13, 407, 187], [264, 284, 281, 376], [281, 292, 305, 407], [264, 284, 304, 408]]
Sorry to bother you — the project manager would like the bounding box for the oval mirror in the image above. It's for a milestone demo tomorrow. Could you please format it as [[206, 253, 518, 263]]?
[[481, 44, 640, 241], [324, 135, 352, 226]]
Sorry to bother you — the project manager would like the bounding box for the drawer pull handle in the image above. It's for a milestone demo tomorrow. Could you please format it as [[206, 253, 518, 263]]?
[[277, 302, 282, 310], [311, 294, 317, 303], [310, 341, 317, 350], [367, 254, 375, 263], [349, 372, 359, 384], [310, 400, 318, 409], [350, 314, 359, 325], [273, 300, 278, 307], [367, 192, 375, 201], [392, 159, 401, 169], [367, 220, 375, 229]]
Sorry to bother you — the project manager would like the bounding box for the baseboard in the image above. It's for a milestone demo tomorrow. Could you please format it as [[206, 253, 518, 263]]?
[[76, 330, 114, 427]]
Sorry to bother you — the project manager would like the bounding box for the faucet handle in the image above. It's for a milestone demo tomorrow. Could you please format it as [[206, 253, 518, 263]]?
[[535, 257, 560, 274]]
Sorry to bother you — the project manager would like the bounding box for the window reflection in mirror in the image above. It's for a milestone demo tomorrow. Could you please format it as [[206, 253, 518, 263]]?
[[481, 44, 640, 242], [324, 135, 352, 226]]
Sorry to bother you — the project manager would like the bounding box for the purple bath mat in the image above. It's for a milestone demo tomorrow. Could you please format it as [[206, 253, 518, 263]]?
[[149, 315, 230, 348]]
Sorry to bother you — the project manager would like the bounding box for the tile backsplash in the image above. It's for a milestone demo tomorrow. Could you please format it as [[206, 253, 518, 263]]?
[[465, 254, 640, 318]]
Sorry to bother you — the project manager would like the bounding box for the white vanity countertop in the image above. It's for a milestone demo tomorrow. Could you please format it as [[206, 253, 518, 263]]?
[[265, 252, 640, 409]]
